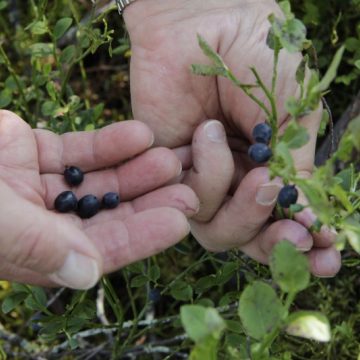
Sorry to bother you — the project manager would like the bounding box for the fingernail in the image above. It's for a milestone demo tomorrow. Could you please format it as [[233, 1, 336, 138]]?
[[299, 208, 317, 228], [256, 183, 282, 206], [48, 251, 100, 290], [313, 249, 341, 278], [321, 226, 338, 243], [177, 162, 183, 176], [148, 133, 155, 147], [205, 120, 226, 143], [297, 245, 312, 252]]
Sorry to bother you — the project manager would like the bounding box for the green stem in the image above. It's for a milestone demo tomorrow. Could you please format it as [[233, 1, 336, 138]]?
[[226, 69, 272, 119], [250, 67, 278, 127], [101, 277, 123, 324]]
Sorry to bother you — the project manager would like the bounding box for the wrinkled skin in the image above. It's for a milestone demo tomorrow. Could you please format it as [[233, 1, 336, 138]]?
[[125, 0, 341, 276], [0, 110, 199, 289]]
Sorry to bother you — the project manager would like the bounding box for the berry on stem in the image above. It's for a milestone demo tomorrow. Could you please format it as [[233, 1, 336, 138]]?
[[252, 122, 272, 144], [54, 191, 78, 213], [102, 192, 120, 209], [77, 195, 100, 219], [248, 143, 272, 163], [278, 185, 298, 208], [64, 166, 84, 186]]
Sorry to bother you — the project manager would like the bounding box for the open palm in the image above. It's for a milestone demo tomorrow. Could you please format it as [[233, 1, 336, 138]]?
[[0, 110, 198, 289], [125, 0, 341, 276]]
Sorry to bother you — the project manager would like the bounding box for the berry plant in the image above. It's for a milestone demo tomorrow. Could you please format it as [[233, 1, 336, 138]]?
[[0, 1, 359, 359]]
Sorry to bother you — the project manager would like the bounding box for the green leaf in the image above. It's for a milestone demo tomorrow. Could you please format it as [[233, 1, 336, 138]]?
[[2, 292, 28, 313], [312, 45, 345, 93], [39, 316, 65, 340], [28, 286, 47, 309], [286, 311, 331, 342], [194, 275, 217, 293], [355, 60, 360, 70], [271, 17, 307, 53], [197, 34, 227, 68], [27, 20, 49, 35], [296, 55, 308, 85], [189, 335, 219, 360], [0, 88, 12, 108], [46, 81, 57, 101], [30, 43, 54, 60], [344, 229, 360, 254], [148, 265, 160, 282], [0, 1, 8, 11], [41, 100, 58, 116], [60, 45, 76, 64], [170, 280, 193, 301], [215, 262, 238, 286], [270, 241, 310, 294], [191, 64, 227, 77], [181, 305, 226, 343], [279, 1, 294, 20], [238, 281, 285, 340], [130, 274, 148, 288], [280, 120, 310, 149], [289, 204, 305, 213], [54, 17, 73, 40], [72, 299, 96, 320]]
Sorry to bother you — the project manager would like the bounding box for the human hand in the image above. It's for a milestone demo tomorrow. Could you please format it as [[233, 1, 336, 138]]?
[[124, 0, 341, 276], [0, 110, 199, 289]]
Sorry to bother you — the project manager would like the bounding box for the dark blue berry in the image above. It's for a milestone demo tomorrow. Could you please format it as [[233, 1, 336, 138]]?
[[64, 166, 84, 186], [102, 192, 120, 209], [278, 185, 298, 208], [30, 313, 43, 332], [149, 288, 161, 303], [77, 195, 100, 219], [54, 191, 78, 213], [248, 143, 272, 163], [252, 123, 272, 144]]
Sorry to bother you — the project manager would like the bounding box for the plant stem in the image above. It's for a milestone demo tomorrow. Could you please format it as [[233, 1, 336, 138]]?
[[226, 69, 272, 119]]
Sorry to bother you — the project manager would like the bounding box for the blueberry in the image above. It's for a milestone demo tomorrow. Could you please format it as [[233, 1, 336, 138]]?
[[277, 185, 298, 208], [64, 166, 84, 186], [77, 195, 100, 219], [102, 192, 120, 209], [252, 123, 272, 144], [54, 191, 78, 213], [149, 288, 161, 303], [248, 143, 272, 163]]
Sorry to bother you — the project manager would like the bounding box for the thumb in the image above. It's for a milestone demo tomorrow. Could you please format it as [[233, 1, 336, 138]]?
[[0, 180, 102, 289], [183, 120, 234, 222]]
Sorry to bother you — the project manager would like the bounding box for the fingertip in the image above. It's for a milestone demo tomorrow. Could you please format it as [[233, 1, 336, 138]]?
[[259, 220, 313, 256], [308, 246, 342, 278]]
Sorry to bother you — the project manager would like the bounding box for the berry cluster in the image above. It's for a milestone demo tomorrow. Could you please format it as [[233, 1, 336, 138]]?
[[54, 166, 120, 219], [248, 123, 273, 164], [248, 123, 298, 208]]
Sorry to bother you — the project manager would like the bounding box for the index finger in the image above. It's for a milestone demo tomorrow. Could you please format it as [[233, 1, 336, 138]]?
[[34, 120, 154, 174]]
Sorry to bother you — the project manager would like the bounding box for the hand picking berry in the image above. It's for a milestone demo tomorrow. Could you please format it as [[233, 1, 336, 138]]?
[[277, 185, 298, 208], [54, 191, 78, 213], [248, 143, 272, 163], [64, 166, 84, 186], [252, 122, 272, 144], [77, 195, 100, 219], [102, 192, 120, 209]]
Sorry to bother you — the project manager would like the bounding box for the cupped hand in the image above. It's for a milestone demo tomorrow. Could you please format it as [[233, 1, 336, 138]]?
[[124, 0, 341, 276], [0, 110, 199, 289]]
